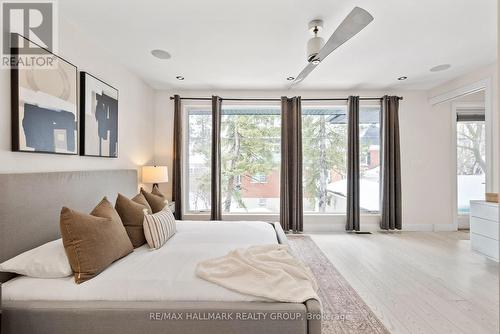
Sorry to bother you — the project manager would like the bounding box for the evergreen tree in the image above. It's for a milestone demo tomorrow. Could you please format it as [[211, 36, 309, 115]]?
[[189, 109, 348, 213], [221, 113, 280, 212], [302, 114, 347, 212]]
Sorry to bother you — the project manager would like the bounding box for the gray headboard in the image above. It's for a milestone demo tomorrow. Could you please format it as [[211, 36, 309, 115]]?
[[0, 169, 138, 282]]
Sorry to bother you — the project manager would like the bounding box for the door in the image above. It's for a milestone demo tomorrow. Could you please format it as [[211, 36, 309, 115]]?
[[456, 110, 486, 227]]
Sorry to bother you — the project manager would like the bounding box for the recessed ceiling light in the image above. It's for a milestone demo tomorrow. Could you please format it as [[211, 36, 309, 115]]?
[[176, 76, 185, 80], [151, 49, 171, 59], [397, 76, 408, 81], [311, 59, 321, 65], [430, 64, 451, 72], [286, 76, 295, 81]]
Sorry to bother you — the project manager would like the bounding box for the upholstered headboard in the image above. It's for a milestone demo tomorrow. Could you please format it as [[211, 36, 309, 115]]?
[[0, 169, 138, 282]]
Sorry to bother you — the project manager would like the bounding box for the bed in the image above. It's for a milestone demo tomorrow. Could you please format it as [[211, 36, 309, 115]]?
[[0, 170, 321, 334]]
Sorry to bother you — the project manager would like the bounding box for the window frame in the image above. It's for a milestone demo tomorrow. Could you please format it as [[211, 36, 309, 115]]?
[[250, 173, 268, 184], [181, 100, 383, 220], [301, 101, 349, 215], [358, 101, 382, 214], [182, 101, 282, 216], [451, 101, 487, 229], [182, 102, 213, 215], [220, 102, 281, 214]]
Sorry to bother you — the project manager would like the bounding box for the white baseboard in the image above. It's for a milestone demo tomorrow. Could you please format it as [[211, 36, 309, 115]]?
[[304, 221, 384, 233], [433, 224, 458, 232], [400, 224, 458, 232], [305, 223, 458, 232], [402, 224, 434, 231]]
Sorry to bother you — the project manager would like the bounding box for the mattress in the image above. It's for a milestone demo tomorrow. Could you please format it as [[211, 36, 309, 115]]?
[[1, 221, 278, 302]]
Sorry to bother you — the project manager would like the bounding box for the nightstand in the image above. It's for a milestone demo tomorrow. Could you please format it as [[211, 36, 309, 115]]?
[[168, 201, 175, 213]]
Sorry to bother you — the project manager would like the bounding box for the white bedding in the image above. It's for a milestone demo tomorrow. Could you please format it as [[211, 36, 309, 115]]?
[[1, 221, 278, 302]]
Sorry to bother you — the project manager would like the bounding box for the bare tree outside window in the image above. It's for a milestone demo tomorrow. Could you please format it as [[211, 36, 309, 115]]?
[[457, 120, 486, 214], [186, 103, 382, 215]]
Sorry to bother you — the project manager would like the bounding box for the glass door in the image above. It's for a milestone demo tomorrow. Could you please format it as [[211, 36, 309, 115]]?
[[456, 112, 486, 218]]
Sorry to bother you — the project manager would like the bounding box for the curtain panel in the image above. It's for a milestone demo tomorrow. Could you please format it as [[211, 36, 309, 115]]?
[[210, 96, 223, 220], [280, 96, 304, 233], [172, 94, 183, 220], [380, 96, 402, 230], [346, 96, 360, 231]]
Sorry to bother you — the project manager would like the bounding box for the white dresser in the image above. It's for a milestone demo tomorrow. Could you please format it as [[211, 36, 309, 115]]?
[[470, 200, 499, 261]]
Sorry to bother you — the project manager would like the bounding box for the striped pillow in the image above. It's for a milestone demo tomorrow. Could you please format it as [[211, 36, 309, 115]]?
[[143, 207, 176, 249]]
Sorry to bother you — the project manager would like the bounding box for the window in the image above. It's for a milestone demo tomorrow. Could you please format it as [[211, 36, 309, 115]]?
[[359, 102, 381, 213], [186, 105, 212, 212], [250, 173, 268, 184], [221, 104, 281, 214], [302, 101, 381, 214], [185, 99, 382, 216], [302, 102, 348, 213], [456, 112, 486, 214]]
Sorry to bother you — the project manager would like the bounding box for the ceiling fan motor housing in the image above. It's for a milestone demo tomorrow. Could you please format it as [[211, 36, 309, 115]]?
[[307, 19, 324, 62], [307, 36, 324, 62]]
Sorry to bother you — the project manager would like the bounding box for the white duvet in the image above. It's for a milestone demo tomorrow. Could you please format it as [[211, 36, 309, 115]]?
[[1, 221, 278, 302]]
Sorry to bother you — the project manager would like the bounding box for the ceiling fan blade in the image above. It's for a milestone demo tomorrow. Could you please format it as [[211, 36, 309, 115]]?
[[291, 7, 373, 86], [292, 62, 318, 85], [316, 7, 373, 61]]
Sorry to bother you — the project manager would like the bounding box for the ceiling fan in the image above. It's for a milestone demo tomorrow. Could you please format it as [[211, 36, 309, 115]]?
[[291, 7, 374, 85]]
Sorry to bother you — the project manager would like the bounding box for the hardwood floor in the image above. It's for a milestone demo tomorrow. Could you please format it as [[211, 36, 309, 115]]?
[[310, 231, 499, 334]]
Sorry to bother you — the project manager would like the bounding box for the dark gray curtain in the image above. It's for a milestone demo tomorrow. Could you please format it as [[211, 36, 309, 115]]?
[[210, 96, 222, 221], [280, 96, 303, 233], [380, 96, 402, 230], [346, 96, 360, 231], [172, 95, 183, 220]]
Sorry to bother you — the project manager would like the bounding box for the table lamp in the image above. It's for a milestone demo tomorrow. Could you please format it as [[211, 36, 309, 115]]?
[[142, 165, 169, 190]]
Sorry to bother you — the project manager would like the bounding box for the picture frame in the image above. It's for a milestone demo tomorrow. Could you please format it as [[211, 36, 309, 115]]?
[[79, 72, 119, 158], [11, 33, 79, 155]]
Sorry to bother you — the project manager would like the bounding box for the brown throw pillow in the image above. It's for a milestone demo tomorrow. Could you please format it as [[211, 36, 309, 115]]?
[[132, 193, 152, 214], [151, 185, 165, 198], [115, 193, 150, 247], [141, 187, 168, 213], [60, 197, 133, 284]]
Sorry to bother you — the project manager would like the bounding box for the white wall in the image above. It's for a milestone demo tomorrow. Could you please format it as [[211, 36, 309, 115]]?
[[153, 89, 463, 231], [0, 18, 156, 174]]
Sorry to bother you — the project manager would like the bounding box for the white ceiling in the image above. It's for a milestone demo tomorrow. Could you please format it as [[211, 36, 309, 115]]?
[[59, 0, 497, 91]]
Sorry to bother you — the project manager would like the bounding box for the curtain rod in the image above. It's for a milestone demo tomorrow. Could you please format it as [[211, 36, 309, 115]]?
[[169, 96, 403, 101]]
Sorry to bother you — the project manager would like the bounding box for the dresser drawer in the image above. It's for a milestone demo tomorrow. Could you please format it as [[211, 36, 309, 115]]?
[[470, 217, 499, 240], [470, 202, 499, 222], [471, 233, 499, 261]]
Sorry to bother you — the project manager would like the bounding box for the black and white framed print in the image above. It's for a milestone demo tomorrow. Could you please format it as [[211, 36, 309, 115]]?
[[80, 72, 119, 158], [11, 34, 78, 155]]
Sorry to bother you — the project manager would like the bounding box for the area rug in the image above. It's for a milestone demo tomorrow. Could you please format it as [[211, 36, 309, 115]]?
[[287, 235, 390, 334]]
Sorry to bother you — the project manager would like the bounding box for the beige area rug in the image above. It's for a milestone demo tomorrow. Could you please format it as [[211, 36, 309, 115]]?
[[287, 235, 390, 334]]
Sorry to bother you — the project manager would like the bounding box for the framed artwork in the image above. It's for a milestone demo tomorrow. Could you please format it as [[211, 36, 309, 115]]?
[[80, 72, 119, 158], [11, 34, 78, 155]]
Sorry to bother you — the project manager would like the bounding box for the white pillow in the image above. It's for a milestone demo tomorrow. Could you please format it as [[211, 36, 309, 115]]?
[[0, 239, 72, 278]]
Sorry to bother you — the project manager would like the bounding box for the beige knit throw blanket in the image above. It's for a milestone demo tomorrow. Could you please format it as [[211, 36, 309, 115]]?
[[196, 244, 319, 303]]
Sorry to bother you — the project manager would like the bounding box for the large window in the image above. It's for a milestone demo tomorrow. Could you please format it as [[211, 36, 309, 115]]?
[[301, 101, 381, 214], [220, 104, 281, 214], [185, 99, 382, 216], [186, 105, 212, 212], [302, 103, 348, 213]]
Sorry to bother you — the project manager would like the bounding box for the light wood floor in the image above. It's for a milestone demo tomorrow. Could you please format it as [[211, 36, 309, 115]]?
[[310, 231, 499, 334]]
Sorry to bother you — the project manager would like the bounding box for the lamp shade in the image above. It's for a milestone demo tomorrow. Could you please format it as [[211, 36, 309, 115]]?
[[142, 166, 169, 184]]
